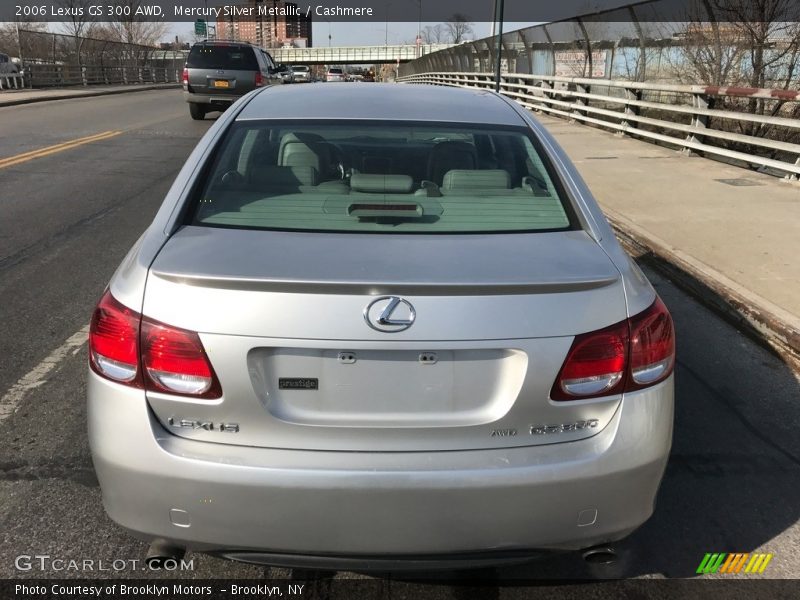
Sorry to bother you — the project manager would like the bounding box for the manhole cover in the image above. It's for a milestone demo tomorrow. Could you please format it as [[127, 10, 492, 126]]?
[[715, 178, 763, 186]]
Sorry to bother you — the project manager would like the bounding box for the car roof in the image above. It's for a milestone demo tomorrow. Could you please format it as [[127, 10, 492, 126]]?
[[236, 83, 526, 126]]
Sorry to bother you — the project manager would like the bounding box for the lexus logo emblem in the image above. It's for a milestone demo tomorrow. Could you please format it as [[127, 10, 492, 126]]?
[[364, 296, 416, 332]]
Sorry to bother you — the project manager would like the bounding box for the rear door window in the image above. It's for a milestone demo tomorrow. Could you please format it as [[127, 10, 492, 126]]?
[[187, 45, 259, 70]]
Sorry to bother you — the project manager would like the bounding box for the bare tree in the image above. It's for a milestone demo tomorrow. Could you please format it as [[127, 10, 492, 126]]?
[[56, 0, 101, 67], [669, 0, 800, 151], [445, 14, 473, 44], [101, 0, 168, 48], [421, 24, 445, 44]]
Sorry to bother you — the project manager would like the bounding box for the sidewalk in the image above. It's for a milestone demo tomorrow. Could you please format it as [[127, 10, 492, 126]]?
[[0, 83, 180, 107], [537, 114, 800, 364]]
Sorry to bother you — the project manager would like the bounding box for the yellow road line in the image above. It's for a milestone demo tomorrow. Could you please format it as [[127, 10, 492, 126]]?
[[0, 130, 123, 169]]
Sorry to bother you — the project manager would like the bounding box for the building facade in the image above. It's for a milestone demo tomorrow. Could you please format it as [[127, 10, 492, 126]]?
[[216, 0, 312, 48]]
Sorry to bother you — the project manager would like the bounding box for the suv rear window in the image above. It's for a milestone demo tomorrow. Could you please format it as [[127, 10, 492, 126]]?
[[187, 45, 258, 70], [328, 68, 343, 74], [190, 121, 574, 234]]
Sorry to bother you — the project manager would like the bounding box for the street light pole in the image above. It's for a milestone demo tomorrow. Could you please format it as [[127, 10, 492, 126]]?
[[493, 0, 505, 92], [385, 3, 391, 47]]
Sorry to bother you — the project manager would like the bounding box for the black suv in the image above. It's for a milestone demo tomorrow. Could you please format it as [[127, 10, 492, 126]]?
[[183, 41, 282, 120]]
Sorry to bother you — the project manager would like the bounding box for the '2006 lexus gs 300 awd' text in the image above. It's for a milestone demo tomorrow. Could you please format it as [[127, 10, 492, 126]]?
[[88, 84, 674, 570]]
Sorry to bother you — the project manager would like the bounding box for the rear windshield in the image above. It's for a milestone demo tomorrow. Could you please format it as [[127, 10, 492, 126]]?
[[292, 65, 309, 71], [329, 68, 343, 74], [187, 45, 258, 70], [189, 121, 574, 234]]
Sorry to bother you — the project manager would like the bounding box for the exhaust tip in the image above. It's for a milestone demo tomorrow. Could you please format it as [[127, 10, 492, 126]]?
[[582, 546, 618, 565], [145, 539, 186, 570]]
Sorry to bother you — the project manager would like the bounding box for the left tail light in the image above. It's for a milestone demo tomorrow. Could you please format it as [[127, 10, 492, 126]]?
[[141, 317, 222, 399], [182, 67, 188, 85], [89, 292, 142, 386], [89, 290, 222, 399]]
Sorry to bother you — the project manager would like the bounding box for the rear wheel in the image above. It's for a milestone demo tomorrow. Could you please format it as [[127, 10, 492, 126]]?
[[189, 103, 206, 120]]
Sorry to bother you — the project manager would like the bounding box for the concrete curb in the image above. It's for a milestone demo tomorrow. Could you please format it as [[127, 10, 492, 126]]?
[[605, 208, 800, 370], [0, 84, 180, 108]]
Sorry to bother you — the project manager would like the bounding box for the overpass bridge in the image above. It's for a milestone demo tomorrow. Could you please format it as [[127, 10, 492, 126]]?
[[271, 43, 455, 65]]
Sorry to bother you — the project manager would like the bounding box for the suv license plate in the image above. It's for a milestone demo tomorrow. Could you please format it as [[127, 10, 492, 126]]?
[[213, 80, 229, 88]]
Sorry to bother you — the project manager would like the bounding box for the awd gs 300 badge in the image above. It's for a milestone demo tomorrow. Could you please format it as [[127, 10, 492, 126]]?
[[530, 419, 599, 435]]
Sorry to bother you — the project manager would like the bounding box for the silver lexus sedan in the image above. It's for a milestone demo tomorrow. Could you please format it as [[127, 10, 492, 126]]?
[[88, 84, 675, 570]]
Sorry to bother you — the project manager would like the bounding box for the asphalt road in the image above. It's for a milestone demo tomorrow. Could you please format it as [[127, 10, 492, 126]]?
[[0, 90, 798, 594]]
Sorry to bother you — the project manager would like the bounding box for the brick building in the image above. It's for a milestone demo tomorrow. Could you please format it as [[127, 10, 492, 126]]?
[[216, 0, 312, 48]]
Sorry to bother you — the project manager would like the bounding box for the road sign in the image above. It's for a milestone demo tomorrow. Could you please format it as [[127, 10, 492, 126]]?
[[195, 19, 207, 36]]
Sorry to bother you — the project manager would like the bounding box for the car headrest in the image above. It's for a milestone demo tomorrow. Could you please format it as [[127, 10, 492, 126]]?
[[278, 132, 332, 173], [350, 174, 414, 194], [442, 169, 511, 190], [427, 140, 478, 185], [251, 165, 318, 188]]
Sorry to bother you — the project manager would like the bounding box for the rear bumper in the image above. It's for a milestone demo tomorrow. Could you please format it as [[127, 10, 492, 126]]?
[[184, 91, 241, 106], [88, 372, 673, 566]]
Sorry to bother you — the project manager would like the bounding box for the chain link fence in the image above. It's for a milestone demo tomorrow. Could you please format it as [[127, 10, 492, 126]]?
[[0, 29, 187, 87]]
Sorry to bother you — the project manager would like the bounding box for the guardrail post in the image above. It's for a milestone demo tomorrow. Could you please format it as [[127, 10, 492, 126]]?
[[618, 87, 642, 136], [138, 68, 143, 84], [122, 67, 128, 85], [684, 91, 713, 155], [81, 66, 87, 86], [571, 82, 590, 123]]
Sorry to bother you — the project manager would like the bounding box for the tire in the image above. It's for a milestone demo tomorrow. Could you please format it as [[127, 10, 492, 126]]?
[[189, 103, 206, 120]]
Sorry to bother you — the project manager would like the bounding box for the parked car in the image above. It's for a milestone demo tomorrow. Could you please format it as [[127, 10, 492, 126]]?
[[0, 52, 19, 74], [88, 83, 675, 570], [326, 66, 346, 82], [182, 41, 281, 120], [290, 64, 312, 83]]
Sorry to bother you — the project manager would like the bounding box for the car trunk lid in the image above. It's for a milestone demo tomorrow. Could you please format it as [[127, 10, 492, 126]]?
[[143, 227, 626, 451]]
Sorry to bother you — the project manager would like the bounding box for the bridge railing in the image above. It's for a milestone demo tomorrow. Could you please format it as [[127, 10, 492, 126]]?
[[397, 72, 800, 180], [0, 73, 24, 90], [8, 65, 181, 88]]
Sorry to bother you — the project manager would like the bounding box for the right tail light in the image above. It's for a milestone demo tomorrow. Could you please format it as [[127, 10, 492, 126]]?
[[551, 296, 675, 400]]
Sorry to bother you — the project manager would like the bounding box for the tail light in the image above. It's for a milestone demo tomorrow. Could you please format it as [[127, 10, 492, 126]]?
[[628, 297, 675, 389], [89, 291, 142, 386], [182, 67, 188, 85], [89, 290, 222, 399], [255, 71, 263, 87], [141, 318, 222, 398], [551, 297, 674, 400]]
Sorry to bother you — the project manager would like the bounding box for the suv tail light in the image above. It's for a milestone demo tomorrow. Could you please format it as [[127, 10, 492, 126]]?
[[89, 291, 222, 399], [551, 297, 674, 400], [255, 71, 263, 87], [182, 67, 188, 85]]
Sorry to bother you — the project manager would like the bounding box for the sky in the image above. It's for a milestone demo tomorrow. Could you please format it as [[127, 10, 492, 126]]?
[[165, 21, 530, 47]]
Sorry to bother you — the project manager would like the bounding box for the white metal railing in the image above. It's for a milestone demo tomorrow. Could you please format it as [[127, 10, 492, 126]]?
[[398, 72, 800, 179], [17, 65, 181, 88], [272, 44, 455, 64], [0, 73, 24, 90]]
